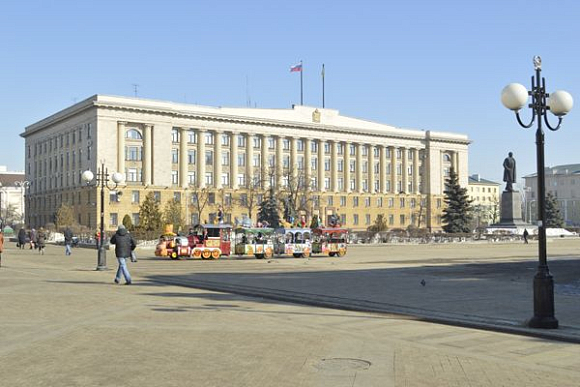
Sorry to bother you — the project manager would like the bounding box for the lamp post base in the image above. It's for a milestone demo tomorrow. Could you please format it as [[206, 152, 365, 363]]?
[[96, 248, 108, 271], [528, 270, 558, 329]]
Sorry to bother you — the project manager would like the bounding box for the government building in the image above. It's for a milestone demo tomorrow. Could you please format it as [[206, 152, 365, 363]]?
[[21, 95, 470, 232]]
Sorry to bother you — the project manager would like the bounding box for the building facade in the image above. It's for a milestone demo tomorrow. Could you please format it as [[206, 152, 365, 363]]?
[[21, 95, 470, 232], [0, 166, 27, 226], [524, 164, 580, 226], [468, 174, 500, 227]]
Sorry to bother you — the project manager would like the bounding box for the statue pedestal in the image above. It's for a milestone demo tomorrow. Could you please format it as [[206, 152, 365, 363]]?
[[495, 190, 529, 228]]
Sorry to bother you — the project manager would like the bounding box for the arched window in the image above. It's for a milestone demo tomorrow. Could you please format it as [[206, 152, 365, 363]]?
[[126, 129, 142, 140], [443, 153, 451, 162]]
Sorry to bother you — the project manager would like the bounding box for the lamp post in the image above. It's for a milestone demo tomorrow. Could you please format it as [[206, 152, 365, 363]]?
[[15, 181, 31, 226], [501, 56, 573, 329], [82, 163, 124, 271]]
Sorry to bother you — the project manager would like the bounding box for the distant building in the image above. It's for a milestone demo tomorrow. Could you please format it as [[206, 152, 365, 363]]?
[[524, 164, 580, 226], [468, 174, 500, 226], [20, 95, 470, 232], [0, 166, 27, 226]]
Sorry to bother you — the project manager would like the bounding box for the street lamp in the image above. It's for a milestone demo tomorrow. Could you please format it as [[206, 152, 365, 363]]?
[[15, 181, 31, 225], [82, 163, 124, 271], [501, 56, 573, 329]]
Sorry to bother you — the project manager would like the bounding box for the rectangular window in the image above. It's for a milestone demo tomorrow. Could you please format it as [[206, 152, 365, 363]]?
[[338, 159, 344, 172], [188, 172, 196, 185], [297, 139, 304, 151], [253, 155, 261, 167], [353, 196, 359, 207], [283, 139, 290, 150], [237, 135, 246, 147], [188, 150, 196, 164], [377, 197, 383, 207], [221, 173, 229, 186], [400, 214, 405, 225], [327, 196, 333, 205], [350, 160, 356, 173], [171, 170, 178, 184], [205, 132, 214, 145], [389, 214, 394, 225], [131, 190, 140, 203], [268, 137, 275, 149], [324, 158, 331, 171], [283, 155, 290, 169], [337, 143, 343, 155], [324, 142, 330, 154], [174, 192, 181, 202], [362, 146, 368, 156], [238, 153, 246, 166], [324, 177, 330, 190], [109, 213, 118, 227], [400, 198, 405, 208], [126, 168, 141, 182], [188, 130, 197, 143], [205, 172, 213, 185], [205, 150, 213, 165], [365, 197, 371, 207], [222, 151, 229, 166], [221, 134, 229, 146], [338, 177, 344, 191], [238, 173, 246, 187], [153, 191, 161, 202], [340, 196, 346, 206], [132, 213, 140, 226], [311, 141, 318, 152], [172, 149, 179, 164], [311, 157, 317, 170], [365, 214, 371, 225], [353, 214, 359, 225]]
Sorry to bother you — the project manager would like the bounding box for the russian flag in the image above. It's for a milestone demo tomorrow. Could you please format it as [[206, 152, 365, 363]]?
[[290, 63, 303, 72]]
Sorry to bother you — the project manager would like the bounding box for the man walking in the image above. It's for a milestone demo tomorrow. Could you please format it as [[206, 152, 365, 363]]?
[[110, 225, 136, 285], [64, 227, 73, 256], [523, 228, 529, 244]]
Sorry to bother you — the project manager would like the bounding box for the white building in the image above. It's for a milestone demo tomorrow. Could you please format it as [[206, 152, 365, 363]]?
[[21, 95, 470, 231], [0, 166, 28, 226]]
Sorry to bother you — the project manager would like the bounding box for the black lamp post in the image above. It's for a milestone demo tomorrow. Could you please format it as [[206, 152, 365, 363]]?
[[82, 163, 124, 271], [501, 56, 573, 329]]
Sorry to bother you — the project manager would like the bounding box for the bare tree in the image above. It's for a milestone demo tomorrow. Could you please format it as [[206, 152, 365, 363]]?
[[236, 173, 264, 224], [277, 164, 315, 223], [189, 186, 210, 225]]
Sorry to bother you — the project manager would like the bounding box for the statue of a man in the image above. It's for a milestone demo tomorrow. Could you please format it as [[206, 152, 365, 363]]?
[[503, 152, 516, 192]]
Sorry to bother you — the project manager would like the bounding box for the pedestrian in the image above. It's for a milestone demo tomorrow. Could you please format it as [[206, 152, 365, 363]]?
[[17, 228, 26, 249], [523, 229, 529, 244], [110, 224, 136, 285], [0, 229, 4, 267], [37, 228, 46, 255], [217, 206, 224, 224], [64, 227, 73, 256], [30, 228, 37, 250]]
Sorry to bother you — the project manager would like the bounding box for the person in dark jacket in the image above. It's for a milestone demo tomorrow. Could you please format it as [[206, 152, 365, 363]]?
[[17, 228, 27, 249], [110, 225, 136, 285], [64, 227, 73, 256], [37, 228, 46, 255]]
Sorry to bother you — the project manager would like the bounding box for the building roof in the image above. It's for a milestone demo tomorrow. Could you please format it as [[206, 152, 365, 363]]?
[[468, 174, 500, 186], [523, 164, 580, 178], [21, 94, 471, 145], [0, 173, 26, 187]]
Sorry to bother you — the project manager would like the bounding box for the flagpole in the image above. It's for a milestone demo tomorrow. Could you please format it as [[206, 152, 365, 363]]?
[[300, 60, 303, 105], [322, 64, 325, 108]]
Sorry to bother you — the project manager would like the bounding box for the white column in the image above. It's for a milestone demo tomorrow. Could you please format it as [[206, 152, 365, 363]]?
[[276, 135, 284, 189], [318, 140, 325, 192], [379, 145, 387, 193], [356, 143, 363, 193], [304, 138, 311, 189], [261, 134, 269, 190], [402, 148, 408, 194], [368, 145, 375, 193], [179, 127, 188, 188], [230, 132, 238, 189], [142, 124, 152, 186], [331, 140, 338, 192], [214, 130, 222, 189], [344, 142, 351, 193], [390, 146, 396, 194], [246, 133, 254, 186], [117, 121, 126, 177], [413, 148, 420, 194], [291, 137, 298, 184], [197, 129, 206, 189]]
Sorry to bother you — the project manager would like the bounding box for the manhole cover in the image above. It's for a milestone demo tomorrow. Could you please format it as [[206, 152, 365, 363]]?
[[314, 358, 371, 372]]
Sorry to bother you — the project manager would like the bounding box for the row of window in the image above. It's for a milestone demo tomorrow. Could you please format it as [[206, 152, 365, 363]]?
[[29, 123, 92, 158]]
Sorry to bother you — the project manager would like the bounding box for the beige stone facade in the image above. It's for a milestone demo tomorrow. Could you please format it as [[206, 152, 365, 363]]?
[[21, 95, 470, 232], [468, 174, 500, 226]]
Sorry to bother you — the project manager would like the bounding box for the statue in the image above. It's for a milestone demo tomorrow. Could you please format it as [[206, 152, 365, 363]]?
[[503, 152, 516, 192]]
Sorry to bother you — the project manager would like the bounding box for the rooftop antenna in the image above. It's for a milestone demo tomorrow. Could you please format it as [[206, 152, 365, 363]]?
[[246, 76, 251, 107], [132, 84, 139, 97]]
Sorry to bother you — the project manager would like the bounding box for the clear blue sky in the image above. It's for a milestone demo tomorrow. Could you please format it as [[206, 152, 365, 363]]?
[[1, 0, 579, 186]]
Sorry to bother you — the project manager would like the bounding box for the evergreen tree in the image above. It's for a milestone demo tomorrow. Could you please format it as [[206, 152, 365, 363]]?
[[163, 199, 184, 232], [545, 192, 564, 228], [122, 214, 134, 230], [442, 169, 473, 233], [257, 187, 281, 228], [138, 192, 162, 232]]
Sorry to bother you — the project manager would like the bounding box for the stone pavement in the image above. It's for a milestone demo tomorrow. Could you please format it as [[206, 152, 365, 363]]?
[[133, 238, 580, 343], [1, 240, 580, 386]]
